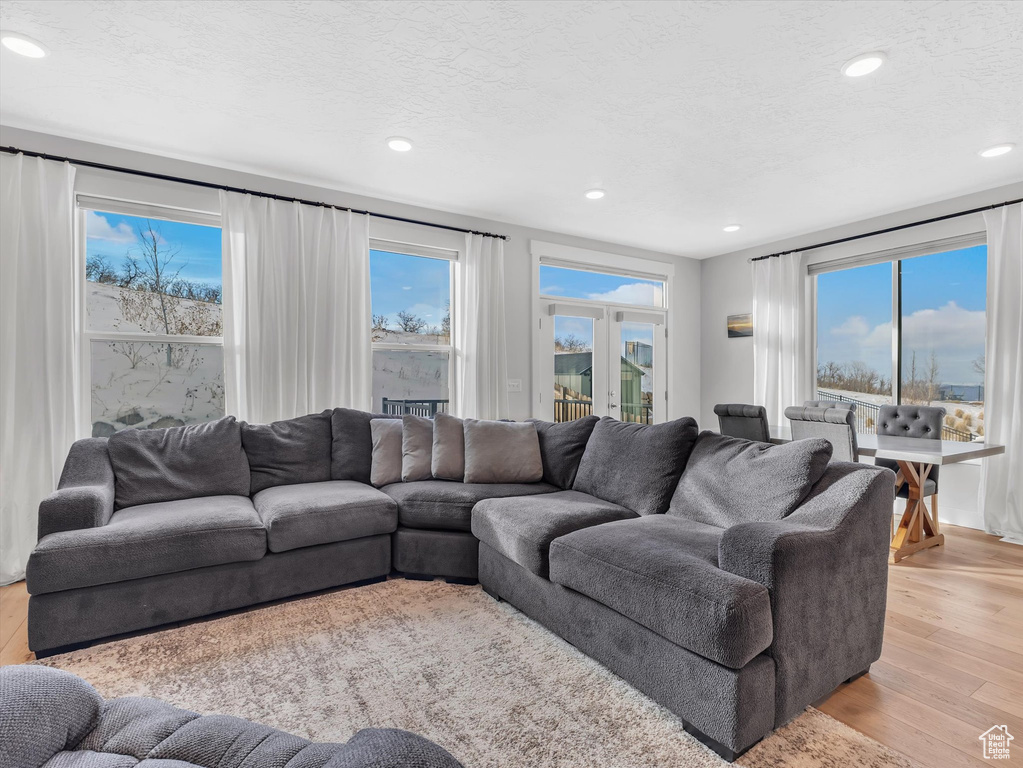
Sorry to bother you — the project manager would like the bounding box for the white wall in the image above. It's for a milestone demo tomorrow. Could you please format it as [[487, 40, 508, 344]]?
[[699, 180, 1023, 530], [0, 125, 702, 424]]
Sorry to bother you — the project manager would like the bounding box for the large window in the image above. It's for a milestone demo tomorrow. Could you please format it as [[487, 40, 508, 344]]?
[[82, 205, 223, 436], [370, 244, 453, 416], [815, 242, 986, 441]]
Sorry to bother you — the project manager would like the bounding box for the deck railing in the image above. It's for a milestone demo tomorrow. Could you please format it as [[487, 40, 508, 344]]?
[[380, 398, 449, 418], [815, 389, 975, 442], [554, 399, 653, 424]]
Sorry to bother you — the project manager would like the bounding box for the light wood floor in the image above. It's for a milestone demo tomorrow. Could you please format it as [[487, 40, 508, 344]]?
[[2, 523, 1021, 767]]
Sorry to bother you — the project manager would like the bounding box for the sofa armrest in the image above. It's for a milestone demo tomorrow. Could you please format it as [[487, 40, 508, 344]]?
[[718, 462, 894, 726], [37, 438, 115, 540], [0, 665, 102, 768]]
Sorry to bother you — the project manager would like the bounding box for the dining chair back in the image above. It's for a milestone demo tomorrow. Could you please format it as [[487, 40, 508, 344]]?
[[713, 403, 771, 443], [803, 399, 857, 412], [875, 404, 946, 497], [784, 405, 858, 463]]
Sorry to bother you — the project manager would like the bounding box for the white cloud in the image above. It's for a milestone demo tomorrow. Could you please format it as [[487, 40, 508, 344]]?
[[831, 316, 871, 337], [402, 286, 412, 291], [86, 211, 136, 244], [902, 301, 984, 352], [586, 282, 662, 306]]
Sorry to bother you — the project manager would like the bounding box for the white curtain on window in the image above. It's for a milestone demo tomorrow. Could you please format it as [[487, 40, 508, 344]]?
[[979, 203, 1023, 541], [454, 233, 508, 419], [0, 154, 78, 585], [220, 192, 372, 423], [752, 251, 811, 427]]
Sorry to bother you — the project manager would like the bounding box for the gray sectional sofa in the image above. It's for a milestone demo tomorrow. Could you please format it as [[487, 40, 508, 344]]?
[[0, 665, 463, 768], [26, 408, 895, 762]]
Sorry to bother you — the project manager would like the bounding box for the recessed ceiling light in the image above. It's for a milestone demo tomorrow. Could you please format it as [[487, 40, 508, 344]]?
[[841, 52, 885, 77], [723, 224, 741, 232], [0, 31, 48, 58], [386, 137, 413, 152], [585, 189, 605, 200], [978, 143, 1015, 158]]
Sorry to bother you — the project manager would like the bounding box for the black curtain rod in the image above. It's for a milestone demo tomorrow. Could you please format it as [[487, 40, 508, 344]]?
[[1, 146, 509, 241], [749, 196, 1022, 262]]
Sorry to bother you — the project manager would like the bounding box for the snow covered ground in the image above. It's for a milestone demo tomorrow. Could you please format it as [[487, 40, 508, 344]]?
[[88, 282, 224, 435]]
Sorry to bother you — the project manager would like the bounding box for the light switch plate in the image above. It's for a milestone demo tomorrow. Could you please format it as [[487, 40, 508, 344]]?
[[507, 379, 523, 393]]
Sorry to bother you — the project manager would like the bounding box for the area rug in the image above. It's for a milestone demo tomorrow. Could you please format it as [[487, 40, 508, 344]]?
[[38, 578, 916, 768]]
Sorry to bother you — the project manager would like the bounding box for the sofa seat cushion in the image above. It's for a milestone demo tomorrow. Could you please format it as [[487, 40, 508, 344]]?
[[549, 517, 773, 668], [382, 480, 558, 532], [472, 490, 637, 577], [27, 496, 266, 595], [253, 481, 397, 553]]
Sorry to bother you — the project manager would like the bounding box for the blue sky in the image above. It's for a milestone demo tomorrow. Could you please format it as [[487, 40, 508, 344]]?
[[816, 245, 987, 385], [86, 211, 222, 286], [540, 265, 664, 307], [370, 249, 450, 329]]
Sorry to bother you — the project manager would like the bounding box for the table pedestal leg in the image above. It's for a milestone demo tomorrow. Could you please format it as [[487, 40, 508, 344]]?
[[890, 461, 944, 563]]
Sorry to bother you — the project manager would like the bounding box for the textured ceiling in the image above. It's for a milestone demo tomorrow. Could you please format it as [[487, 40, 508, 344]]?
[[1, 0, 1021, 258]]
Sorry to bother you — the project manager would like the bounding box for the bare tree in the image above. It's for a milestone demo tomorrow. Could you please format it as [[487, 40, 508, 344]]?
[[555, 334, 588, 352], [396, 310, 427, 334]]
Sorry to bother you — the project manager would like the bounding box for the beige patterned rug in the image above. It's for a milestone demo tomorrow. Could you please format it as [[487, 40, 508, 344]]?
[[38, 578, 916, 768]]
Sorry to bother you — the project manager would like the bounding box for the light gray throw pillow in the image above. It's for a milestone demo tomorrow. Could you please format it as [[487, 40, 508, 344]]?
[[463, 419, 543, 484], [668, 431, 833, 527], [431, 412, 465, 481], [370, 419, 403, 487], [401, 415, 434, 482]]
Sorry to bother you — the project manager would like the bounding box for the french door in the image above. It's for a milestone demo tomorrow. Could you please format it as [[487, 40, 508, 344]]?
[[538, 300, 666, 424]]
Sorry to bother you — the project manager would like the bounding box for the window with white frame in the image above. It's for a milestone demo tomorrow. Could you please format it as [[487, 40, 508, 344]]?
[[813, 237, 987, 441], [80, 199, 224, 436], [369, 241, 455, 417]]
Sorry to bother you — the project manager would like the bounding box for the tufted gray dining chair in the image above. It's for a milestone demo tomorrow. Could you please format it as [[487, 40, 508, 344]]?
[[714, 403, 771, 443], [874, 403, 946, 501], [784, 405, 858, 462], [803, 399, 857, 412]]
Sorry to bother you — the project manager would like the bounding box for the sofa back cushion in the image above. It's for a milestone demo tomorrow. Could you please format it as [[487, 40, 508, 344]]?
[[527, 415, 598, 489], [431, 412, 465, 481], [241, 410, 332, 494], [370, 419, 404, 487], [669, 431, 833, 527], [107, 416, 250, 509], [463, 419, 543, 483], [331, 408, 400, 483], [401, 415, 434, 482], [573, 416, 699, 516]]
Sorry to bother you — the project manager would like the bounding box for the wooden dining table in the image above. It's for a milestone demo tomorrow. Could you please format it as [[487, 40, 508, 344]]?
[[770, 426, 1005, 562]]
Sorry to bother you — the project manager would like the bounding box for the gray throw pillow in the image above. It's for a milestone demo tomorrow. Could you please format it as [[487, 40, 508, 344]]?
[[370, 419, 403, 487], [463, 419, 543, 484], [431, 412, 465, 481], [527, 415, 599, 489], [331, 408, 401, 483], [573, 416, 699, 516], [401, 415, 434, 482], [241, 410, 332, 494], [107, 416, 250, 509], [669, 431, 833, 527]]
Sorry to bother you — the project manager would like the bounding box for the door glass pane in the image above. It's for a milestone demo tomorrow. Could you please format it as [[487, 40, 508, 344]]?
[[620, 322, 654, 424], [553, 315, 594, 422], [90, 340, 224, 435], [815, 262, 893, 434], [900, 245, 986, 441], [540, 265, 664, 308], [372, 348, 450, 416], [85, 211, 222, 335], [370, 249, 451, 345]]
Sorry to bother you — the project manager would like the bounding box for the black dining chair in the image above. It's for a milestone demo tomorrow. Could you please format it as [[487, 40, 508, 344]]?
[[714, 403, 771, 443], [784, 405, 858, 462]]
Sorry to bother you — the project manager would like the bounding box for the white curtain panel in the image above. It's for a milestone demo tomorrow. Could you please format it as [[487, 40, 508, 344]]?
[[752, 251, 812, 426], [454, 233, 509, 420], [221, 192, 372, 423], [979, 203, 1023, 540], [0, 154, 79, 585]]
